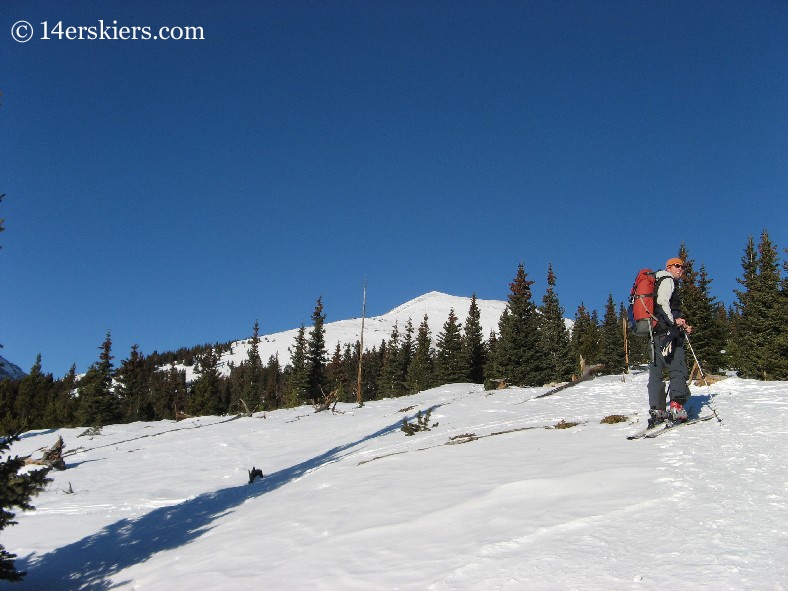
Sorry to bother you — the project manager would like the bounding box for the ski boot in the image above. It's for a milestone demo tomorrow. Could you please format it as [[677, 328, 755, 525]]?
[[648, 408, 669, 428], [668, 400, 688, 422]]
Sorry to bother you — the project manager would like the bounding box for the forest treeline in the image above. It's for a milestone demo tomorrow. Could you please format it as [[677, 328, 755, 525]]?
[[1, 230, 785, 435]]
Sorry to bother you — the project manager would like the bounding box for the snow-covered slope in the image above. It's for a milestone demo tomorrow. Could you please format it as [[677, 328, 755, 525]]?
[[8, 373, 787, 589], [0, 354, 26, 380], [186, 291, 508, 380]]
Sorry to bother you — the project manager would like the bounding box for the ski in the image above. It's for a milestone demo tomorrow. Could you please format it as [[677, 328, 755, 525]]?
[[627, 422, 669, 440], [628, 413, 716, 440], [642, 413, 717, 438]]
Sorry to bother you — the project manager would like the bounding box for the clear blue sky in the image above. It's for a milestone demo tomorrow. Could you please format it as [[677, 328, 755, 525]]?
[[2, 1, 786, 378]]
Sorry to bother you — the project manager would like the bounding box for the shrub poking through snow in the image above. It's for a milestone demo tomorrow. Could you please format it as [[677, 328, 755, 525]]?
[[401, 409, 438, 436]]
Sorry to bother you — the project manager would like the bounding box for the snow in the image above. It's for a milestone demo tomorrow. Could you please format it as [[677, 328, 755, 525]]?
[[181, 291, 509, 381], [0, 355, 26, 380], [5, 371, 787, 590]]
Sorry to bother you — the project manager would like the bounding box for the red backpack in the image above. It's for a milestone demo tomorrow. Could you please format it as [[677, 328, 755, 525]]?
[[628, 269, 657, 336]]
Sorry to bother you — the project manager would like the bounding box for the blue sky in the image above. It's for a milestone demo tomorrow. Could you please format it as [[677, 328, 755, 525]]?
[[2, 1, 786, 378]]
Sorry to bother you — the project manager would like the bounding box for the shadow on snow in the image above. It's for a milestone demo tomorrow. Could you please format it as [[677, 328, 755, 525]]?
[[17, 414, 408, 590]]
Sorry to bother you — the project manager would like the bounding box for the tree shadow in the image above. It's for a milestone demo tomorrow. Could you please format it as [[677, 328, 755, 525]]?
[[17, 415, 405, 590]]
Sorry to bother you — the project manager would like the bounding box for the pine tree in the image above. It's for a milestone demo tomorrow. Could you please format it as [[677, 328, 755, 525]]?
[[571, 304, 599, 372], [325, 343, 346, 400], [598, 294, 626, 374], [14, 355, 54, 429], [538, 266, 573, 382], [285, 325, 309, 407], [493, 263, 549, 386], [406, 314, 434, 394], [731, 231, 784, 379], [235, 320, 265, 412], [306, 298, 328, 400], [1, 432, 52, 581], [151, 363, 186, 420], [116, 344, 152, 422], [77, 331, 119, 427], [435, 308, 466, 385], [263, 354, 283, 409], [688, 265, 728, 372], [464, 295, 487, 384], [44, 365, 78, 427], [189, 346, 223, 416], [379, 323, 407, 397]]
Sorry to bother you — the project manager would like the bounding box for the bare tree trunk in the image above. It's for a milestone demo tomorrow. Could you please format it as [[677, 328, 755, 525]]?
[[356, 281, 366, 407]]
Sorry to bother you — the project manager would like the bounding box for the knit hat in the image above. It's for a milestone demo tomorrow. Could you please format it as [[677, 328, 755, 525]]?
[[666, 257, 684, 268]]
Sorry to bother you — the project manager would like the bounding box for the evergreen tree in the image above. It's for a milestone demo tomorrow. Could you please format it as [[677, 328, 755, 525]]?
[[188, 346, 223, 416], [77, 331, 119, 427], [116, 344, 152, 422], [538, 266, 573, 382], [285, 325, 309, 407], [263, 354, 282, 409], [379, 323, 407, 397], [150, 363, 186, 420], [493, 263, 549, 386], [1, 432, 52, 582], [44, 365, 78, 428], [464, 295, 487, 384], [14, 355, 54, 429], [571, 304, 599, 372], [689, 265, 728, 372], [306, 298, 328, 400], [401, 318, 415, 383], [731, 231, 785, 379], [483, 329, 498, 386], [598, 294, 626, 374], [233, 320, 265, 413], [406, 314, 434, 394], [325, 343, 347, 400], [435, 309, 466, 385]]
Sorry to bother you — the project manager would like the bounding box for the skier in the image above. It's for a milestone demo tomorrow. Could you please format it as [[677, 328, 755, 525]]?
[[647, 257, 692, 427]]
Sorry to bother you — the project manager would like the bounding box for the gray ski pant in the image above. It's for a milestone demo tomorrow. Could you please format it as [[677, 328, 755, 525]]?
[[647, 336, 690, 409]]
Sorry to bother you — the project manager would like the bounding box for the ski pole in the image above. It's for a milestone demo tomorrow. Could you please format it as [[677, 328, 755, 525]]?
[[683, 330, 722, 422]]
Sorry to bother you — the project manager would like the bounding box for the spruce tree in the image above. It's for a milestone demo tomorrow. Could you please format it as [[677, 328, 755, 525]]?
[[306, 298, 328, 400], [598, 294, 626, 374], [150, 363, 186, 420], [406, 314, 434, 394], [731, 231, 784, 379], [401, 318, 415, 383], [493, 263, 548, 386], [538, 266, 573, 382], [263, 354, 282, 409], [77, 331, 119, 427], [285, 325, 309, 407], [379, 323, 407, 397], [14, 355, 54, 429], [435, 308, 466, 385], [189, 346, 223, 416], [464, 295, 487, 384], [688, 265, 728, 372], [116, 344, 152, 422], [1, 432, 52, 582], [571, 304, 600, 372], [236, 320, 265, 412]]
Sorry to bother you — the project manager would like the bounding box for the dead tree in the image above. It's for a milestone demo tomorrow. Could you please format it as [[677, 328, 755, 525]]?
[[23, 436, 66, 471], [313, 388, 339, 413]]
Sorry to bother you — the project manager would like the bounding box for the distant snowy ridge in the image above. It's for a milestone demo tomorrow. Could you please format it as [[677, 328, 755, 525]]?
[[180, 291, 508, 381], [0, 354, 26, 380]]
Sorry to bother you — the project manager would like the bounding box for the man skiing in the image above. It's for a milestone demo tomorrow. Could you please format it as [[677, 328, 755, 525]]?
[[648, 257, 692, 427]]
